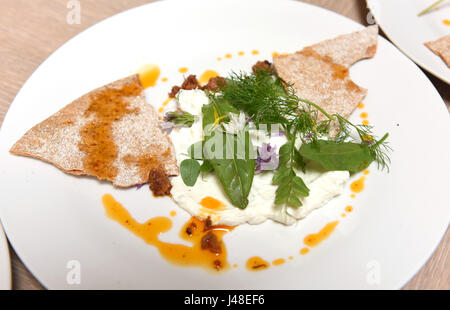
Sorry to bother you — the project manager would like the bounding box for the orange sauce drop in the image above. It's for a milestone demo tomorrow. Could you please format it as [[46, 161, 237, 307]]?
[[137, 64, 161, 89], [272, 52, 280, 57], [304, 221, 339, 247], [102, 194, 230, 272], [170, 210, 177, 217], [246, 256, 270, 271], [238, 51, 245, 56], [233, 264, 238, 268], [288, 256, 294, 260], [350, 176, 366, 193], [225, 53, 232, 59], [178, 67, 188, 74], [198, 70, 219, 85], [350, 194, 356, 198], [161, 77, 168, 82], [443, 19, 450, 26], [217, 57, 222, 61], [345, 206, 354, 213], [358, 103, 365, 109], [360, 112, 368, 119], [272, 258, 286, 266], [158, 97, 172, 114], [200, 196, 226, 211], [252, 50, 259, 55], [363, 169, 370, 175], [341, 213, 347, 218], [362, 120, 369, 125], [300, 247, 310, 255]]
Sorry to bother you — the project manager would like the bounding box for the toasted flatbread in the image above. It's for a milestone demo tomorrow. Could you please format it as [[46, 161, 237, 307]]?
[[10, 74, 178, 188], [273, 25, 378, 123], [425, 35, 450, 67]]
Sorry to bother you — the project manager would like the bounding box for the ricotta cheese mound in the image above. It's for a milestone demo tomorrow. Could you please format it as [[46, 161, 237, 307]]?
[[169, 89, 349, 226]]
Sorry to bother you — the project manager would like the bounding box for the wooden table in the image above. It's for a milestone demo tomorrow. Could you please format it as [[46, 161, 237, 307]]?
[[0, 0, 448, 290]]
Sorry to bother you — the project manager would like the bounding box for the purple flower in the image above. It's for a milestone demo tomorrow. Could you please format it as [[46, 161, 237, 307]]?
[[160, 121, 174, 134], [255, 143, 279, 174], [136, 183, 146, 190]]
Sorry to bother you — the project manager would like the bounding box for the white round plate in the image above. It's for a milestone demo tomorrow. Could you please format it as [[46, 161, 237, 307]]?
[[0, 222, 11, 290], [367, 0, 450, 84], [0, 0, 449, 289]]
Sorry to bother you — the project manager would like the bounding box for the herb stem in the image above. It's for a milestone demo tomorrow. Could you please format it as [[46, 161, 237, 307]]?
[[418, 0, 444, 16], [298, 98, 335, 120], [370, 132, 389, 149]]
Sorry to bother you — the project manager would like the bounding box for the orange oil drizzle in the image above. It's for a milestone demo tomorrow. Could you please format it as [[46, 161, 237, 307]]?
[[246, 256, 270, 271], [300, 247, 310, 255], [272, 258, 286, 266], [102, 194, 231, 272], [200, 196, 226, 211], [138, 64, 161, 88], [350, 176, 366, 194], [303, 221, 339, 247], [198, 70, 219, 85], [178, 67, 188, 74], [158, 97, 171, 114]]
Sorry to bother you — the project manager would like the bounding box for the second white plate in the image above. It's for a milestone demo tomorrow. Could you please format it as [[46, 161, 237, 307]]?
[[367, 0, 450, 84]]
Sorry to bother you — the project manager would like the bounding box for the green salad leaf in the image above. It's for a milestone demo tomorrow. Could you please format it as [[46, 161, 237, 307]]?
[[299, 140, 375, 173], [180, 159, 201, 187], [273, 141, 309, 208], [201, 102, 255, 209]]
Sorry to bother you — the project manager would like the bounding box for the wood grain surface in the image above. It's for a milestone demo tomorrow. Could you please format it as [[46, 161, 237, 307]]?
[[0, 0, 448, 290]]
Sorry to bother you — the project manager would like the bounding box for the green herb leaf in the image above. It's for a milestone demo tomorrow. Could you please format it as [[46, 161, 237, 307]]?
[[180, 159, 201, 187], [164, 110, 196, 127], [273, 166, 309, 207], [204, 131, 255, 209], [200, 160, 213, 172], [272, 142, 309, 208], [201, 101, 255, 209], [187, 141, 204, 160], [300, 140, 375, 173]]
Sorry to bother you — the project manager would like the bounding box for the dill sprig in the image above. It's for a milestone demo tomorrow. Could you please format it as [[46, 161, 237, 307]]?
[[213, 69, 391, 171]]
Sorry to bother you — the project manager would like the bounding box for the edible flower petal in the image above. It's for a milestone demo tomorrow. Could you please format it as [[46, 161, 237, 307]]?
[[255, 143, 279, 173]]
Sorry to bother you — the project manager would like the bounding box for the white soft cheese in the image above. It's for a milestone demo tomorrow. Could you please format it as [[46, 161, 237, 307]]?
[[169, 89, 349, 226], [177, 89, 208, 115]]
